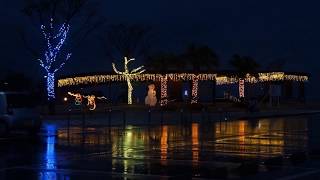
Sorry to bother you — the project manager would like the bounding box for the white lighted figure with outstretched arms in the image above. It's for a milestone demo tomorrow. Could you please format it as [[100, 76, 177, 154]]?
[[112, 57, 146, 104]]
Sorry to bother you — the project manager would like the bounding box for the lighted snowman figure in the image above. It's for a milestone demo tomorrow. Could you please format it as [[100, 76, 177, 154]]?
[[145, 84, 157, 107]]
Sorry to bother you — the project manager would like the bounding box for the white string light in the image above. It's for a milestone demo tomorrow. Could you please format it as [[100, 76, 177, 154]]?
[[112, 57, 145, 104], [239, 79, 245, 98], [58, 72, 308, 88], [68, 92, 83, 105], [191, 77, 199, 104], [160, 76, 168, 106], [38, 18, 71, 100], [68, 92, 106, 110]]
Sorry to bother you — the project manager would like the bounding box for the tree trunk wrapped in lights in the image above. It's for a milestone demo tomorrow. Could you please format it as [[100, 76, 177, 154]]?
[[112, 57, 145, 104], [22, 0, 104, 101], [38, 19, 72, 100]]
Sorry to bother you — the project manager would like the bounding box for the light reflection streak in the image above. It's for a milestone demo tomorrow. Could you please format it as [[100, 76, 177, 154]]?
[[192, 123, 199, 164], [39, 125, 57, 180], [239, 121, 245, 153], [160, 126, 168, 163]]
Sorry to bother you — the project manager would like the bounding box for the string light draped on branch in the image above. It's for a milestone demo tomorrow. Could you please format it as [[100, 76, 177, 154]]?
[[112, 57, 146, 104], [38, 18, 71, 100]]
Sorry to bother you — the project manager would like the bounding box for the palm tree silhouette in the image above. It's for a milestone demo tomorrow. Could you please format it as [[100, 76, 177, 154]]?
[[182, 44, 219, 72], [230, 54, 259, 78]]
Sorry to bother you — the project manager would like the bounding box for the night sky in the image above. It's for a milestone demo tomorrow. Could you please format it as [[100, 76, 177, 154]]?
[[1, 0, 319, 100]]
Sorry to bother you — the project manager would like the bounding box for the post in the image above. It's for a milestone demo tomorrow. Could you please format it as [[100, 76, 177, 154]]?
[[299, 82, 305, 103], [308, 116, 320, 153], [148, 108, 151, 125], [160, 76, 168, 106], [67, 108, 71, 143], [191, 77, 199, 104], [161, 110, 164, 125], [180, 108, 184, 124], [201, 108, 205, 122], [123, 111, 126, 128], [239, 79, 245, 98], [218, 108, 223, 123], [81, 107, 86, 146], [212, 80, 216, 103], [108, 108, 112, 127], [82, 108, 86, 131]]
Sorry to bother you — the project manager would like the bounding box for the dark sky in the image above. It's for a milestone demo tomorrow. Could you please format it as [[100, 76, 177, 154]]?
[[1, 0, 320, 99]]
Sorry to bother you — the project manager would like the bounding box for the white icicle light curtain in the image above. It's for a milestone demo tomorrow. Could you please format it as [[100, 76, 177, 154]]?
[[58, 72, 308, 87]]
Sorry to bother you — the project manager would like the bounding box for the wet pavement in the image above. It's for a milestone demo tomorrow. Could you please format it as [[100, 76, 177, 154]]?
[[1, 114, 320, 179]]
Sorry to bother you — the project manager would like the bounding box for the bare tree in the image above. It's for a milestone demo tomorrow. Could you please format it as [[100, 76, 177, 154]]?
[[102, 24, 153, 62], [20, 0, 104, 100]]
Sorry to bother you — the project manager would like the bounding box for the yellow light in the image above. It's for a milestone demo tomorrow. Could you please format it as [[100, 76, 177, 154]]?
[[160, 76, 168, 106], [112, 57, 145, 105], [192, 123, 199, 163], [58, 72, 308, 88], [68, 92, 106, 110], [239, 79, 245, 98], [68, 92, 83, 105], [63, 97, 68, 102], [161, 126, 168, 161], [191, 77, 199, 104]]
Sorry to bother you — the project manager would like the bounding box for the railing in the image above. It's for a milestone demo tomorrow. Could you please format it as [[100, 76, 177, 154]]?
[[62, 106, 231, 132]]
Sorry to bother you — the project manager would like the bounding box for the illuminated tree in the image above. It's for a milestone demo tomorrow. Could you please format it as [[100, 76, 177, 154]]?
[[102, 24, 152, 61], [112, 57, 146, 104], [21, 0, 104, 100], [38, 19, 72, 99]]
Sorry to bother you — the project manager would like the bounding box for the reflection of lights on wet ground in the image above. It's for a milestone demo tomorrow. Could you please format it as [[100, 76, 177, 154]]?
[[123, 128, 133, 174], [161, 126, 168, 162], [52, 118, 307, 175], [238, 121, 246, 153], [258, 122, 261, 129], [126, 131, 132, 139], [192, 123, 199, 164], [39, 124, 57, 180], [214, 120, 289, 157]]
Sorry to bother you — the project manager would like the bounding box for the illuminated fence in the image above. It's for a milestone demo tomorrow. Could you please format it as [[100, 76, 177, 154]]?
[[58, 72, 308, 87], [58, 72, 308, 106]]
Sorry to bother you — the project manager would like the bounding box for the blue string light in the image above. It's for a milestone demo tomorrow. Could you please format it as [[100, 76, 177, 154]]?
[[38, 18, 72, 100]]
